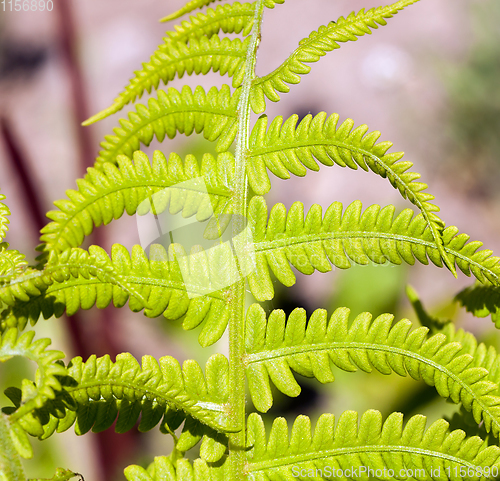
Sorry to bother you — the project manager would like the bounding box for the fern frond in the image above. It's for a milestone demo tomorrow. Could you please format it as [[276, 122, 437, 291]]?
[[2, 244, 230, 346], [0, 193, 10, 241], [246, 410, 500, 479], [0, 328, 66, 428], [0, 413, 26, 480], [13, 353, 232, 439], [456, 283, 500, 328], [39, 150, 233, 256], [0, 244, 28, 280], [250, 0, 420, 114], [439, 324, 500, 393], [247, 198, 499, 301], [245, 304, 500, 437], [125, 456, 227, 481], [248, 112, 457, 276], [165, 2, 255, 42], [0, 246, 149, 330], [94, 85, 240, 169], [161, 0, 225, 22], [84, 36, 249, 125]]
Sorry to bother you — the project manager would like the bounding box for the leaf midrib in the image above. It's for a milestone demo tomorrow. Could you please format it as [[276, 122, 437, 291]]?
[[246, 444, 478, 473], [48, 179, 232, 250], [245, 340, 500, 435], [253, 230, 500, 284], [248, 134, 455, 274]]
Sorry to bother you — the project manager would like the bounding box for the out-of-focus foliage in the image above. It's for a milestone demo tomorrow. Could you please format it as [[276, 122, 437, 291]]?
[[445, 0, 500, 198]]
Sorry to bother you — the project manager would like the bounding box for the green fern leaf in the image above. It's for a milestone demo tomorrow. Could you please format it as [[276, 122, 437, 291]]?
[[39, 150, 233, 256], [16, 353, 232, 439], [262, 0, 285, 9], [125, 456, 227, 481], [245, 304, 500, 437], [84, 35, 249, 125], [246, 410, 500, 479], [164, 2, 255, 42], [0, 413, 26, 481], [439, 324, 500, 393], [0, 244, 28, 280], [173, 415, 227, 462], [247, 113, 457, 276], [456, 283, 500, 328], [160, 0, 225, 22], [94, 85, 240, 169], [248, 198, 500, 301], [0, 328, 67, 429], [0, 246, 149, 331], [0, 193, 10, 241], [2, 244, 230, 346], [250, 0, 420, 113]]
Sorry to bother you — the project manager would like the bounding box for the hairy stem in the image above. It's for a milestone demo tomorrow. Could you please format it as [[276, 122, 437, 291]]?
[[228, 1, 265, 479]]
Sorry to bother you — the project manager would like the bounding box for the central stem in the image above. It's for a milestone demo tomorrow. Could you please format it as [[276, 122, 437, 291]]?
[[228, 1, 265, 479]]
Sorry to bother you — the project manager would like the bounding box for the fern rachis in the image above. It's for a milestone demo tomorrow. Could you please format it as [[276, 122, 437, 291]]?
[[1, 1, 500, 481]]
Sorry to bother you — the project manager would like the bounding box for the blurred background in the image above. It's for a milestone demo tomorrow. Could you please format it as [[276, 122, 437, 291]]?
[[0, 0, 499, 479]]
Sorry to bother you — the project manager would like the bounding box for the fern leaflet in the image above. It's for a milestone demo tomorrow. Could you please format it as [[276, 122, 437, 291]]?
[[0, 413, 26, 481], [94, 85, 240, 169], [160, 0, 225, 22], [0, 245, 27, 280], [39, 150, 233, 256], [248, 112, 457, 276], [0, 194, 10, 241], [246, 410, 500, 480], [84, 36, 248, 125], [164, 2, 255, 43], [250, 0, 420, 113], [245, 304, 500, 437], [247, 198, 499, 301], [124, 456, 227, 481], [2, 244, 230, 346], [5, 353, 232, 439]]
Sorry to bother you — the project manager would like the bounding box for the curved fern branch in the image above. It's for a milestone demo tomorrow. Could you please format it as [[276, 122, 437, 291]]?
[[246, 410, 500, 479], [2, 244, 230, 347], [247, 198, 500, 301], [94, 85, 240, 169], [0, 193, 10, 241], [0, 328, 67, 426], [84, 35, 249, 125], [250, 0, 420, 113], [39, 150, 233, 257], [244, 304, 500, 437], [10, 353, 232, 439], [161, 0, 225, 22], [247, 113, 456, 276]]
